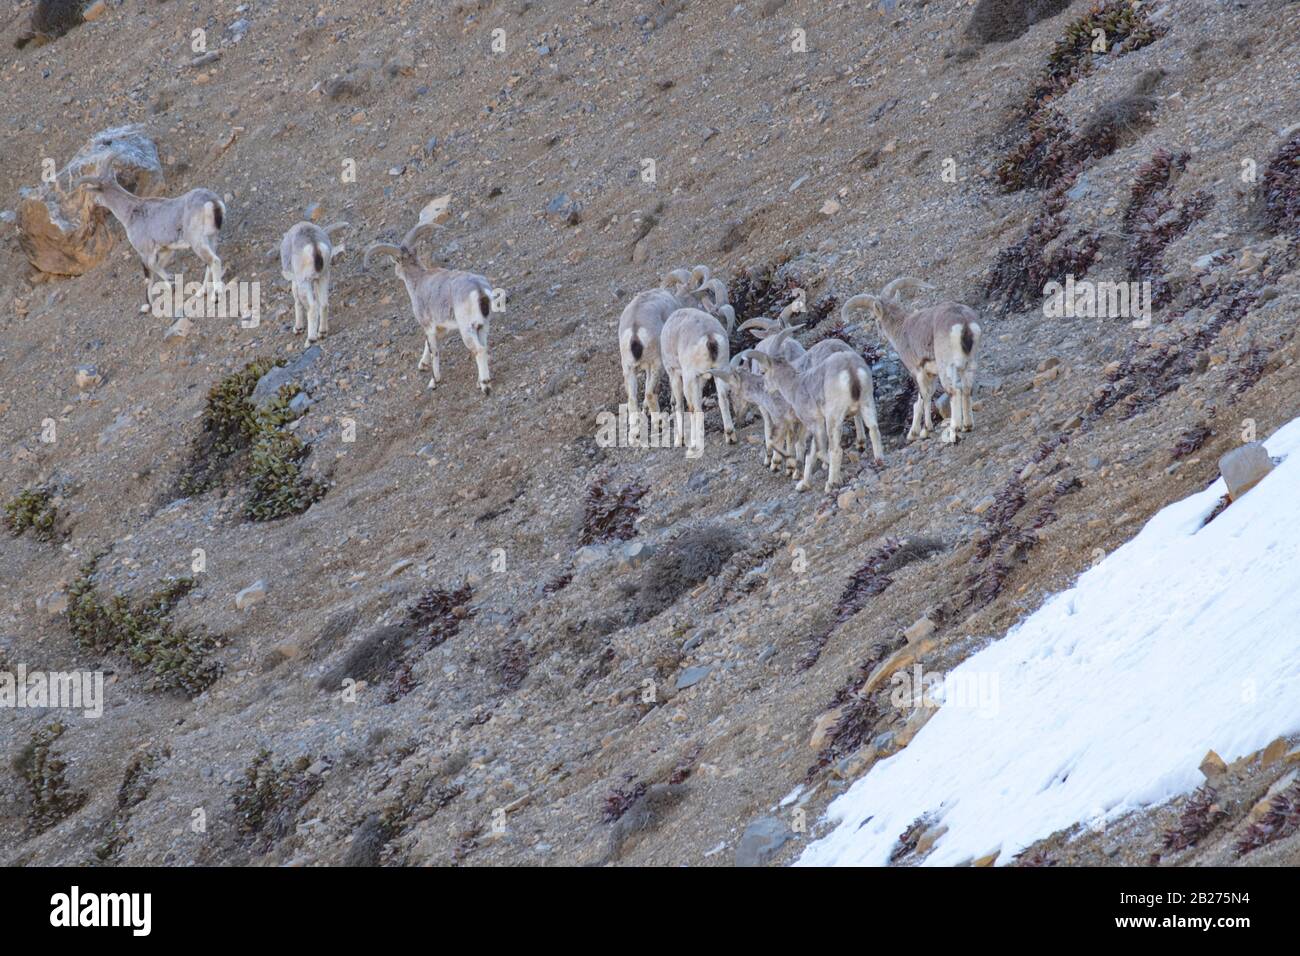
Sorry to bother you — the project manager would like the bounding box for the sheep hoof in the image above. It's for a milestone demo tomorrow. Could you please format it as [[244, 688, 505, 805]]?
[[942, 428, 958, 445], [480, 382, 492, 397], [427, 379, 438, 391], [725, 431, 737, 445], [795, 480, 810, 492], [139, 303, 151, 314]]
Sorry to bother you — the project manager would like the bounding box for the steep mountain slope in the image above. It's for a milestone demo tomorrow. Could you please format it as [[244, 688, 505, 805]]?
[[0, 0, 1297, 866]]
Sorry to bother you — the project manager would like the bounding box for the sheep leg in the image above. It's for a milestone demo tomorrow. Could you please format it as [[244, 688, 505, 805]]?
[[418, 340, 432, 371], [142, 255, 174, 315], [825, 413, 845, 491], [939, 373, 958, 444], [623, 363, 642, 444], [423, 331, 443, 390], [684, 373, 706, 456], [921, 373, 937, 437], [318, 275, 330, 336], [198, 243, 223, 310], [305, 285, 320, 345], [797, 428, 819, 492], [863, 400, 886, 464], [642, 363, 661, 415], [668, 370, 685, 448], [906, 388, 925, 441], [760, 408, 774, 468], [291, 285, 304, 333], [854, 412, 867, 451], [947, 385, 964, 441], [472, 344, 492, 396], [713, 375, 736, 444]]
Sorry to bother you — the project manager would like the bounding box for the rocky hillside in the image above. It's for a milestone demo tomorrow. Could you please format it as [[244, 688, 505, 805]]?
[[1, 0, 1297, 866]]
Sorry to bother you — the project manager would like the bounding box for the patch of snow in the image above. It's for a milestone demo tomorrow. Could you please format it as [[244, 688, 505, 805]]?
[[799, 419, 1300, 866]]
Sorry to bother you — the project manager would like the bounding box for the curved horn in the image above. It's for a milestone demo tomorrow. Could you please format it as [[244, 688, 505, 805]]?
[[689, 264, 712, 285], [841, 293, 881, 324], [715, 303, 735, 335], [745, 349, 773, 370], [401, 221, 439, 251], [363, 241, 404, 270], [322, 221, 350, 236], [704, 278, 730, 306], [739, 316, 779, 335], [766, 327, 793, 356], [880, 276, 933, 302], [777, 302, 805, 325], [662, 268, 693, 291]]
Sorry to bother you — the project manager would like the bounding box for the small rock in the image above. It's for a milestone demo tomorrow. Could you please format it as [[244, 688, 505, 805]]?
[[675, 665, 713, 691], [872, 730, 898, 757], [39, 590, 69, 617], [681, 628, 712, 653], [545, 193, 582, 225], [735, 816, 793, 867], [235, 580, 267, 610], [575, 544, 609, 568], [1199, 749, 1228, 781], [819, 199, 841, 216], [74, 365, 102, 390], [1219, 443, 1273, 501], [82, 0, 108, 21], [809, 707, 843, 750], [163, 316, 194, 340], [914, 823, 947, 855]]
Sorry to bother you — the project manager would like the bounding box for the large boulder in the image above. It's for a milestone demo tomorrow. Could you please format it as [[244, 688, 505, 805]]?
[[16, 125, 164, 276]]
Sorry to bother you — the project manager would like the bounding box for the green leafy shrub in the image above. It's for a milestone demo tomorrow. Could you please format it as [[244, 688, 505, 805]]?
[[232, 749, 326, 853], [4, 487, 59, 541], [177, 359, 325, 521], [67, 555, 222, 697], [14, 722, 87, 834], [1023, 0, 1166, 114]]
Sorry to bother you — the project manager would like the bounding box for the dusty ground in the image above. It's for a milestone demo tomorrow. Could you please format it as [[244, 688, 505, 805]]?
[[0, 0, 1297, 866]]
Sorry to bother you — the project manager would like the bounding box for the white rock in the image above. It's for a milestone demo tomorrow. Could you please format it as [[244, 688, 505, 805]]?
[[235, 580, 267, 610]]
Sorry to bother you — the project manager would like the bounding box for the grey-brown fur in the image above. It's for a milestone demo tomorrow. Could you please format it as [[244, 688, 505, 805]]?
[[280, 221, 348, 346], [842, 277, 981, 445], [75, 168, 225, 313], [365, 221, 496, 396]]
